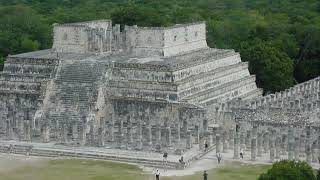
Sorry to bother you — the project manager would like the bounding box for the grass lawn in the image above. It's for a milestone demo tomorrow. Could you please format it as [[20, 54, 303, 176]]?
[[0, 159, 270, 180]]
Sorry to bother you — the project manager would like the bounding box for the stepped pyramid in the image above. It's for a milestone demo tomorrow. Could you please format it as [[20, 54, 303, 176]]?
[[0, 20, 261, 151]]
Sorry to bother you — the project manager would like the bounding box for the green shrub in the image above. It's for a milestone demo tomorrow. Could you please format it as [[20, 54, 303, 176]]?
[[258, 160, 315, 180]]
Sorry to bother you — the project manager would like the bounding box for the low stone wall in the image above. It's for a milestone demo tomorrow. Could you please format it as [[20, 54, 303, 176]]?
[[0, 142, 218, 169]]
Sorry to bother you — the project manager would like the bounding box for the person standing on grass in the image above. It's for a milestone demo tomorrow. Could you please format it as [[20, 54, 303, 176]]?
[[203, 170, 208, 180], [155, 169, 160, 180]]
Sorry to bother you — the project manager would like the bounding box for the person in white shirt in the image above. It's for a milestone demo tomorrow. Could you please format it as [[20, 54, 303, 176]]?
[[155, 169, 160, 180], [240, 148, 244, 159]]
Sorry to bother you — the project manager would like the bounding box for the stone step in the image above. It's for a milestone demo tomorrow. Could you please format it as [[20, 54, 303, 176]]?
[[183, 75, 255, 102], [177, 64, 250, 99], [0, 145, 179, 169]]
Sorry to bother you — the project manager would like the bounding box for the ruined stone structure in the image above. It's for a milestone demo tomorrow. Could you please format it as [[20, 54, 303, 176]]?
[[0, 20, 261, 156], [214, 77, 320, 163]]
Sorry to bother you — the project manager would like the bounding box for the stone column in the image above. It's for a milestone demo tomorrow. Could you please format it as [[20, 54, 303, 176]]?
[[62, 123, 68, 144], [216, 134, 221, 153], [275, 136, 281, 159], [137, 123, 143, 150], [54, 120, 59, 141], [18, 116, 24, 141], [257, 132, 263, 157], [117, 120, 123, 148], [203, 119, 208, 132], [72, 123, 78, 141], [186, 131, 192, 149], [223, 131, 228, 153], [288, 127, 294, 160], [89, 124, 95, 146], [251, 137, 257, 161], [294, 137, 300, 160], [108, 116, 114, 142], [157, 126, 162, 145], [300, 134, 306, 157], [306, 127, 311, 163], [194, 125, 200, 144], [182, 120, 188, 138], [199, 135, 205, 151], [98, 127, 105, 147], [245, 130, 251, 151], [229, 129, 234, 150], [176, 123, 181, 142], [24, 120, 31, 141], [206, 132, 212, 147], [240, 132, 245, 150], [251, 126, 258, 161], [79, 123, 86, 146], [312, 141, 317, 163], [127, 127, 133, 144], [234, 129, 240, 159], [147, 125, 152, 145], [166, 127, 172, 147], [5, 120, 13, 140], [269, 131, 275, 162], [263, 132, 269, 153], [281, 134, 287, 155], [41, 122, 50, 143]]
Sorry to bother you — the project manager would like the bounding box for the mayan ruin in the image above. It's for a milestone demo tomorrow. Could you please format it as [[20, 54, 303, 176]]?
[[0, 19, 319, 169]]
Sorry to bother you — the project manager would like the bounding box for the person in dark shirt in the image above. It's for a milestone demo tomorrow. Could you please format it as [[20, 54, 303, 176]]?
[[204, 142, 209, 152], [203, 170, 208, 180]]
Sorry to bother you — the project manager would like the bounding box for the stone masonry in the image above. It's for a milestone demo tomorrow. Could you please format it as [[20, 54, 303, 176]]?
[[0, 20, 262, 158]]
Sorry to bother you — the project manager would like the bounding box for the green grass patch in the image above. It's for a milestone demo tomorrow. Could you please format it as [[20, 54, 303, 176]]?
[[163, 162, 270, 180], [0, 159, 270, 180]]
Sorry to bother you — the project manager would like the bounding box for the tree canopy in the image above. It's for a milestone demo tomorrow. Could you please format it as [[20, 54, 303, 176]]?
[[258, 160, 316, 180], [0, 0, 319, 93]]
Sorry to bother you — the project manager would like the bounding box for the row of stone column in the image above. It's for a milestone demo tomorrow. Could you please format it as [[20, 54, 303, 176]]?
[[232, 126, 320, 163]]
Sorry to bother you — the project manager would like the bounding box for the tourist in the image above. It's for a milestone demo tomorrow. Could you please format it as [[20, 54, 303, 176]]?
[[163, 151, 168, 171], [216, 153, 222, 164], [240, 148, 244, 159], [155, 169, 160, 180], [204, 142, 209, 152], [179, 156, 185, 168], [203, 170, 208, 180]]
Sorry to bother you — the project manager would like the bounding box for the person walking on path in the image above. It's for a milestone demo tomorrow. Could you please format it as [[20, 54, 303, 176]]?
[[203, 170, 208, 180], [240, 148, 244, 159], [155, 169, 160, 180], [163, 151, 168, 171], [216, 153, 222, 164], [204, 141, 209, 152]]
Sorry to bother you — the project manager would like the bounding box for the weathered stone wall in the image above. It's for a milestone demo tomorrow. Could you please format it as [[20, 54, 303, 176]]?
[[125, 22, 207, 57], [163, 22, 207, 56], [0, 56, 58, 141], [53, 20, 113, 54]]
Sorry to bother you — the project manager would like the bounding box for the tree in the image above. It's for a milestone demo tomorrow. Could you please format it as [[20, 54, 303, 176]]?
[[317, 169, 320, 180], [240, 39, 294, 93], [258, 160, 316, 180], [0, 56, 4, 71], [0, 5, 50, 58], [111, 4, 171, 28]]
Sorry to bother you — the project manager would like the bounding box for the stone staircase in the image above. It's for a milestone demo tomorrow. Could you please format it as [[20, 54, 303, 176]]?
[[42, 59, 109, 128]]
